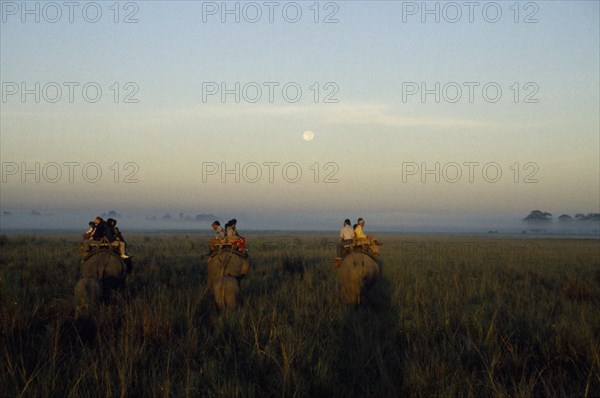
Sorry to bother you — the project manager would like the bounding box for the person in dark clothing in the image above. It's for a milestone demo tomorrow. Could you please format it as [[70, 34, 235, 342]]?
[[90, 217, 106, 240], [114, 226, 125, 244], [105, 218, 117, 241], [106, 218, 128, 258], [82, 221, 95, 240]]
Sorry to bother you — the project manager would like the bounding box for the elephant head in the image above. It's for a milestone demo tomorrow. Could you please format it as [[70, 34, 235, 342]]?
[[337, 252, 380, 305]]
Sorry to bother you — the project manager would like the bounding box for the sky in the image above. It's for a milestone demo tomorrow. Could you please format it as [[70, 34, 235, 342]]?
[[1, 0, 599, 231]]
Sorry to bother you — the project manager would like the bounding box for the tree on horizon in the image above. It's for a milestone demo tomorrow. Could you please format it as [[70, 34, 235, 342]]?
[[523, 210, 552, 222]]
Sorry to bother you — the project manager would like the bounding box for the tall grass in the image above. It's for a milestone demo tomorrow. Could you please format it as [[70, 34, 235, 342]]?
[[0, 234, 598, 397]]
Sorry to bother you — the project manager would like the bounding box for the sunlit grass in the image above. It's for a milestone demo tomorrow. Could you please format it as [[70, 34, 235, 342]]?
[[0, 233, 598, 397]]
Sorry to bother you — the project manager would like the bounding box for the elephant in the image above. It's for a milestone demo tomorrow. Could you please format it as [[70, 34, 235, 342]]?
[[336, 252, 380, 306], [212, 276, 240, 312], [74, 276, 102, 316], [80, 249, 128, 293], [206, 252, 250, 311], [206, 251, 250, 289]]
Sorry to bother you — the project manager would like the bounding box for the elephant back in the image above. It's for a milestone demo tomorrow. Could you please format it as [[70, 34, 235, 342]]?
[[81, 249, 127, 290], [74, 276, 102, 315], [206, 252, 250, 288], [213, 276, 240, 312], [338, 252, 380, 305]]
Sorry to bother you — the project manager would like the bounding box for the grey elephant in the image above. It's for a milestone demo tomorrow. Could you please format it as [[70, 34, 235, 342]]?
[[212, 276, 240, 312], [206, 252, 250, 311], [336, 252, 380, 305], [74, 276, 102, 316], [76, 249, 131, 302]]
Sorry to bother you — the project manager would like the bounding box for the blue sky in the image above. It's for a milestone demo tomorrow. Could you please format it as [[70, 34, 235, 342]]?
[[1, 1, 599, 231]]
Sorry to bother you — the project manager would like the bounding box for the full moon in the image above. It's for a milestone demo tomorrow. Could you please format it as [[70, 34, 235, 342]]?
[[303, 130, 314, 141]]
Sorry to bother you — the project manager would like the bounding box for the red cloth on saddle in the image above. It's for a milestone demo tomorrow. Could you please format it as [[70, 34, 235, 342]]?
[[232, 236, 246, 252]]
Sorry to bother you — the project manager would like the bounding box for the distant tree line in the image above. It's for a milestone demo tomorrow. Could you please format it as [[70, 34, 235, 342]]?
[[558, 213, 600, 222], [523, 210, 600, 223]]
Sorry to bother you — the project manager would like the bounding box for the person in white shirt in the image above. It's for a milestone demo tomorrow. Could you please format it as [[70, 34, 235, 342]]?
[[209, 221, 225, 253], [212, 221, 225, 239], [337, 218, 355, 258]]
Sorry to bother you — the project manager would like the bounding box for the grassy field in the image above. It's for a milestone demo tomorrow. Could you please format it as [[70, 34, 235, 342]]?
[[0, 233, 599, 397]]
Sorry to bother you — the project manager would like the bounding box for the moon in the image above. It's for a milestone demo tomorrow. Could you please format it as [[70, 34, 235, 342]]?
[[303, 130, 314, 141]]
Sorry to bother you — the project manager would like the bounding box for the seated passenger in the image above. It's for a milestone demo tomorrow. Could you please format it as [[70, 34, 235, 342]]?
[[209, 220, 225, 253], [82, 221, 94, 240], [114, 226, 125, 244], [213, 221, 225, 239], [337, 218, 355, 259], [90, 216, 106, 241], [225, 219, 238, 241], [354, 217, 380, 256], [354, 218, 368, 242], [106, 218, 129, 259], [225, 219, 246, 253]]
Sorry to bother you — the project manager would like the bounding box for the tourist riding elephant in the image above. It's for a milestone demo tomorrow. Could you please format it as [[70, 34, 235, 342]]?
[[336, 252, 380, 306], [206, 252, 250, 311]]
